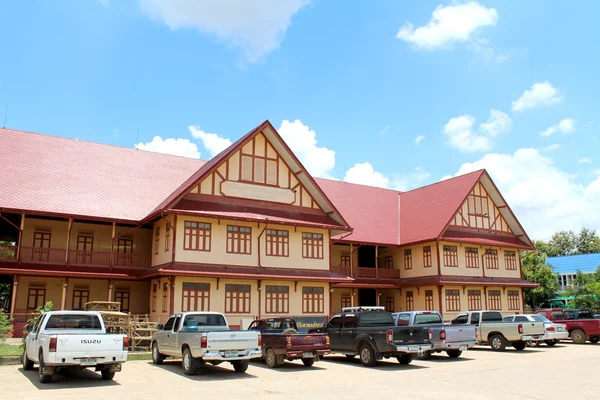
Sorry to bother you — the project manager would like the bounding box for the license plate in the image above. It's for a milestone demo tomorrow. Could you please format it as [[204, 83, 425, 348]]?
[[302, 352, 314, 358], [557, 328, 563, 332], [408, 345, 419, 352], [80, 358, 97, 365], [225, 350, 239, 357], [459, 345, 467, 351]]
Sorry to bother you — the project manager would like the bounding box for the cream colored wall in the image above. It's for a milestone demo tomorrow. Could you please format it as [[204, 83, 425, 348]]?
[[395, 242, 438, 278], [152, 216, 174, 267], [175, 216, 329, 270], [22, 218, 69, 249], [331, 289, 353, 313], [14, 276, 63, 313], [439, 241, 521, 278], [68, 222, 113, 252], [330, 244, 356, 267], [66, 278, 108, 308], [397, 286, 440, 312], [440, 285, 524, 321]]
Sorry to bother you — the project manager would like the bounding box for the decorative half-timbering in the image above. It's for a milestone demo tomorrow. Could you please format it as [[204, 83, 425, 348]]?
[[450, 181, 512, 234]]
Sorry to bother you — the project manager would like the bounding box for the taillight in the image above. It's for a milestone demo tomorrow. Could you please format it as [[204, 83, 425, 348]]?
[[201, 336, 207, 349], [386, 329, 393, 344], [518, 324, 523, 334], [326, 335, 330, 349], [123, 336, 129, 350], [546, 326, 555, 332], [440, 328, 446, 341], [286, 337, 292, 348], [257, 334, 262, 348], [49, 337, 57, 352]]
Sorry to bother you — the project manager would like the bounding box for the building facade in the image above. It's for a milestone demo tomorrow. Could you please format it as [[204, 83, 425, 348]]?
[[0, 121, 536, 334]]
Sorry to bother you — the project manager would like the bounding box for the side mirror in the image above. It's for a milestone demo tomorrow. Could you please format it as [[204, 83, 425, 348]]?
[[24, 324, 33, 334], [156, 324, 164, 330]]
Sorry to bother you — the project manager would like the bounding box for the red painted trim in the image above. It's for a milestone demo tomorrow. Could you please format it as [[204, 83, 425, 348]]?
[[437, 170, 484, 239], [0, 207, 140, 225], [226, 225, 253, 255], [169, 276, 176, 314]]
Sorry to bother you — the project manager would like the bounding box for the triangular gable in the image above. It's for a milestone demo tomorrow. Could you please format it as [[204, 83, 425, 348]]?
[[150, 120, 350, 230]]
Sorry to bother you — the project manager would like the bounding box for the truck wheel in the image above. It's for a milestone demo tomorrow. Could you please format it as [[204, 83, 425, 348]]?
[[152, 342, 165, 365], [489, 334, 507, 351], [233, 360, 249, 373], [281, 328, 298, 335], [359, 344, 377, 367], [590, 336, 599, 344], [101, 369, 116, 380], [302, 358, 315, 367], [265, 348, 278, 368], [446, 350, 462, 358], [571, 329, 587, 344], [182, 347, 197, 376], [396, 354, 413, 365], [512, 341, 526, 351], [22, 347, 34, 371], [38, 352, 53, 384], [545, 340, 557, 347], [345, 354, 356, 360], [416, 351, 431, 360]]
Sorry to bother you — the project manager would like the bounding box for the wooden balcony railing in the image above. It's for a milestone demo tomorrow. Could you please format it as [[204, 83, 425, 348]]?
[[19, 246, 66, 263], [330, 265, 401, 279], [331, 265, 352, 276]]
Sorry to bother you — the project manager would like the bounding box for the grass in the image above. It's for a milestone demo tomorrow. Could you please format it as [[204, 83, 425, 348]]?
[[0, 343, 22, 357], [127, 352, 152, 361]]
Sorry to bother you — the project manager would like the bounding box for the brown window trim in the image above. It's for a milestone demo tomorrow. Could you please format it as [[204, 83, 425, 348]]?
[[488, 290, 502, 310], [154, 227, 160, 255], [165, 225, 170, 253], [227, 225, 252, 255], [507, 290, 520, 310], [425, 290, 434, 311], [225, 284, 251, 314], [183, 221, 212, 252], [72, 287, 90, 310], [465, 247, 479, 268], [340, 254, 351, 267], [265, 285, 289, 314], [504, 251, 517, 270], [405, 291, 414, 311], [443, 246, 458, 267], [423, 246, 432, 268], [162, 282, 169, 312], [265, 229, 289, 257], [384, 256, 393, 269], [385, 296, 395, 312], [341, 294, 351, 309], [182, 282, 210, 312], [302, 287, 324, 313], [302, 232, 324, 259], [27, 285, 46, 311], [239, 135, 279, 186], [445, 289, 461, 312], [404, 249, 412, 270], [467, 290, 482, 311], [115, 289, 130, 313], [484, 249, 499, 269]]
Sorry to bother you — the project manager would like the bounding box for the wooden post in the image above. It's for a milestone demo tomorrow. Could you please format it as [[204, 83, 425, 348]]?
[[16, 214, 24, 260], [350, 243, 353, 277], [169, 276, 176, 314], [375, 245, 379, 279], [110, 222, 116, 266], [351, 288, 355, 307], [376, 288, 380, 306], [108, 279, 113, 302], [61, 277, 69, 310], [10, 275, 19, 315], [65, 218, 73, 263]]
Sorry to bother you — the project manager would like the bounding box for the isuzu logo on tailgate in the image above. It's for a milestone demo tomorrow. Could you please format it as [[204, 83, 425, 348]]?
[[81, 339, 101, 344]]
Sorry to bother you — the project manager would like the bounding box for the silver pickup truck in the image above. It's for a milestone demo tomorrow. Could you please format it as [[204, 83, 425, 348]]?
[[151, 312, 262, 375], [392, 311, 477, 359]]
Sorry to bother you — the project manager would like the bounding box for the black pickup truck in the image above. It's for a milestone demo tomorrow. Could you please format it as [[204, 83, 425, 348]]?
[[310, 308, 432, 367]]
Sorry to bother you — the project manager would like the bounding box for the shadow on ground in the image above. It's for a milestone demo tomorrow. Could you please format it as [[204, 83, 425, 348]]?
[[19, 366, 120, 390], [320, 355, 428, 370], [148, 360, 258, 381]]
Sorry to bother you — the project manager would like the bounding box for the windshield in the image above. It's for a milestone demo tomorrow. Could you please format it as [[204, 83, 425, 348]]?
[[358, 312, 394, 326], [45, 314, 102, 330], [183, 314, 226, 328], [414, 313, 443, 325]]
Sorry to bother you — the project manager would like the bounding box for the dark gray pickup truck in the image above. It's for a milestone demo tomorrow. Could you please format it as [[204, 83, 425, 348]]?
[[310, 307, 432, 367]]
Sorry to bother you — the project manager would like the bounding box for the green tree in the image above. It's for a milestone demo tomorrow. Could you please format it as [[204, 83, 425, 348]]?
[[575, 228, 600, 254], [564, 271, 599, 309], [22, 301, 53, 345], [0, 309, 11, 342], [521, 250, 558, 306], [547, 230, 577, 256]]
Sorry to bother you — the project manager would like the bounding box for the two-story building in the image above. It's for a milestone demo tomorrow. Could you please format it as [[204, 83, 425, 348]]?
[[0, 120, 536, 333]]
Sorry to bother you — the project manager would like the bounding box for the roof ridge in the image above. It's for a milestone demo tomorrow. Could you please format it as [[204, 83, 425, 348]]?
[[315, 177, 403, 193], [400, 169, 485, 194]]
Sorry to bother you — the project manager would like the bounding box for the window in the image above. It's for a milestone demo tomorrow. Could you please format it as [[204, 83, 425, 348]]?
[[343, 315, 356, 328], [404, 249, 412, 270], [182, 282, 210, 312], [467, 290, 482, 311], [488, 290, 502, 310], [471, 313, 480, 325], [405, 291, 414, 311], [32, 228, 51, 261], [72, 285, 89, 310], [115, 288, 130, 312], [225, 284, 251, 314], [327, 316, 343, 329], [154, 227, 160, 255], [341, 294, 351, 309], [385, 296, 395, 312], [115, 238, 133, 266], [165, 225, 170, 252], [265, 229, 289, 257], [302, 233, 324, 259], [265, 285, 289, 314], [384, 256, 393, 269], [443, 246, 458, 267], [465, 247, 479, 268], [514, 316, 528, 322], [183, 221, 211, 251], [163, 317, 175, 331], [423, 246, 432, 268], [240, 140, 279, 186], [414, 313, 443, 325], [396, 313, 411, 326], [484, 249, 499, 269], [152, 283, 157, 312], [27, 284, 46, 311], [445, 289, 461, 312], [227, 225, 252, 254], [451, 315, 468, 325], [45, 314, 101, 330], [340, 254, 351, 267], [504, 251, 517, 270], [425, 290, 434, 311], [162, 282, 168, 312], [507, 290, 520, 310], [302, 287, 324, 313], [76, 231, 94, 264]]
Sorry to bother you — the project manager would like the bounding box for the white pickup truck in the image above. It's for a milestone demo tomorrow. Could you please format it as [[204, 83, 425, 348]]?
[[151, 312, 262, 375], [22, 311, 128, 383]]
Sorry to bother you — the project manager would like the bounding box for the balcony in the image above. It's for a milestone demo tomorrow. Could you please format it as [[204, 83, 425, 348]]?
[[0, 244, 151, 268], [331, 265, 400, 279]]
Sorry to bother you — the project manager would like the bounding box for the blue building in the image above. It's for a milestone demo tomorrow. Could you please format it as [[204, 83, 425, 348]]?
[[545, 253, 600, 292]]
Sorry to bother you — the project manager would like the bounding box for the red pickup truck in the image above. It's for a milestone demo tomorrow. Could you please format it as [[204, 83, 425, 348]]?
[[248, 318, 330, 368], [535, 309, 600, 344]]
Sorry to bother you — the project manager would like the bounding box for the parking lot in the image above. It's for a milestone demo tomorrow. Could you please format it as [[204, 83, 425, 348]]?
[[1, 343, 599, 400]]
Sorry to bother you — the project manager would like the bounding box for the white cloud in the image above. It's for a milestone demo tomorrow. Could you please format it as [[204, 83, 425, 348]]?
[[414, 135, 425, 145], [443, 110, 512, 152], [479, 109, 513, 137], [579, 157, 592, 164], [540, 143, 560, 151], [540, 118, 576, 137], [139, 0, 309, 62], [344, 162, 389, 188], [511, 81, 563, 112], [135, 136, 200, 158], [188, 125, 232, 157], [450, 148, 600, 240], [391, 166, 431, 191], [278, 120, 336, 179], [396, 2, 498, 50]]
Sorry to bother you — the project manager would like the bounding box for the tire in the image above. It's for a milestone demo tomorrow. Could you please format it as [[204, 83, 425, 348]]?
[[512, 341, 527, 351], [571, 329, 587, 344], [446, 350, 462, 358], [489, 334, 507, 351], [345, 354, 356, 360], [152, 342, 165, 365], [359, 343, 377, 367], [265, 348, 278, 368], [302, 358, 315, 367], [416, 350, 431, 360], [545, 340, 557, 347], [281, 328, 298, 335], [22, 347, 34, 371], [396, 354, 413, 365], [182, 347, 197, 376], [101, 369, 115, 380], [233, 360, 249, 373], [38, 352, 52, 384], [590, 336, 599, 344]]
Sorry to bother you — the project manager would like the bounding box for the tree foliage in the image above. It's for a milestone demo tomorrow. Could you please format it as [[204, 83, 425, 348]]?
[[521, 250, 558, 307], [0, 309, 11, 342], [539, 228, 600, 257]]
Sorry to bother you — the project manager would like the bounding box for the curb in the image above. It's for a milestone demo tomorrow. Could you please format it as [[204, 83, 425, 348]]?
[[0, 356, 21, 366]]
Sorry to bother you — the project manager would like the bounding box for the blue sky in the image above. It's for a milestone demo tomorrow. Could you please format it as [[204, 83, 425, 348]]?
[[1, 0, 599, 239]]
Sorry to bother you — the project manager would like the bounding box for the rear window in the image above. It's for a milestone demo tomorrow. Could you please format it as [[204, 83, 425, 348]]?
[[263, 320, 295, 332], [358, 312, 394, 326], [414, 313, 443, 325], [578, 310, 593, 319], [530, 315, 546, 322], [183, 314, 226, 328], [552, 311, 565, 319], [45, 314, 102, 330], [482, 312, 503, 322]]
